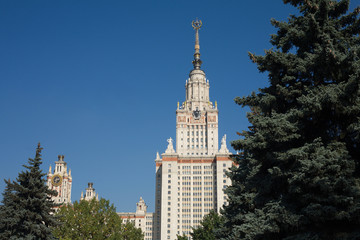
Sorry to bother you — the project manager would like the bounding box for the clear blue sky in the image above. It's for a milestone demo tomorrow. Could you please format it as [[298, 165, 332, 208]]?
[[1, 1, 358, 212]]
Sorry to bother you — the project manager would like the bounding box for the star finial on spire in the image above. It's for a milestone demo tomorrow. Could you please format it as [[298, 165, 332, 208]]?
[[192, 19, 203, 69]]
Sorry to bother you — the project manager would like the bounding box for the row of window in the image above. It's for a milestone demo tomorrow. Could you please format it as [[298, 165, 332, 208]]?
[[186, 137, 208, 142], [180, 186, 216, 191], [182, 181, 213, 186], [168, 164, 227, 169], [185, 144, 210, 149], [182, 170, 214, 175], [180, 208, 211, 215]]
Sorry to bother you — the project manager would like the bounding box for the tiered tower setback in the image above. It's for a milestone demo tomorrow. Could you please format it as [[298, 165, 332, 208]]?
[[176, 20, 218, 156]]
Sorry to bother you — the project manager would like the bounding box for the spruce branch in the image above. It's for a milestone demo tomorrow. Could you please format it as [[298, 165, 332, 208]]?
[[249, 52, 257, 63]]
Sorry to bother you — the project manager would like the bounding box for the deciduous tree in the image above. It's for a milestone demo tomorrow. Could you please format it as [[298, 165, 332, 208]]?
[[191, 210, 223, 240], [53, 198, 143, 240]]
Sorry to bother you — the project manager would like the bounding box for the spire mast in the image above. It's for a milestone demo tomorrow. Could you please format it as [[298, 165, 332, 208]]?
[[192, 19, 202, 69]]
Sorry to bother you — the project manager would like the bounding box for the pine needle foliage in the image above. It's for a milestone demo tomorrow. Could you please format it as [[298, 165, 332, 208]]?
[[0, 143, 58, 239], [217, 0, 360, 239]]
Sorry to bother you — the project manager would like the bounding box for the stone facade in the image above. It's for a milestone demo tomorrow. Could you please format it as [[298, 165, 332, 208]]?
[[47, 155, 72, 205]]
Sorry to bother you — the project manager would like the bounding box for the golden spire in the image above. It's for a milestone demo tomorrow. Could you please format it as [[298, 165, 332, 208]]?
[[192, 19, 202, 69]]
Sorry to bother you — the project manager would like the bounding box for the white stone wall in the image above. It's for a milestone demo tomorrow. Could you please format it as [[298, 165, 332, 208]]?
[[157, 155, 232, 240]]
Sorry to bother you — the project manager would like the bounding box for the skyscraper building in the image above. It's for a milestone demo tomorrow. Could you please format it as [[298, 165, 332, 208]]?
[[47, 155, 72, 205], [154, 20, 233, 240]]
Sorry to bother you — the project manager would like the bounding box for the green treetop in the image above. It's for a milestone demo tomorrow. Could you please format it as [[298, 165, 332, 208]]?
[[191, 210, 223, 240], [0, 143, 58, 239], [217, 0, 360, 239], [53, 198, 144, 240]]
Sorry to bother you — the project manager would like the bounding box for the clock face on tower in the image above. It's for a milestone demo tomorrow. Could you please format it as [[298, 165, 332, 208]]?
[[51, 174, 62, 187], [193, 109, 201, 120]]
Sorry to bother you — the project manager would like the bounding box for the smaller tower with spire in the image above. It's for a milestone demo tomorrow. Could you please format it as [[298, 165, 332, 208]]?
[[80, 182, 99, 201], [47, 155, 72, 205]]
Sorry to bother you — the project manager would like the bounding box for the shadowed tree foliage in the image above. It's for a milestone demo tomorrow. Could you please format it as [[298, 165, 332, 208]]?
[[191, 210, 223, 240], [0, 143, 58, 239], [176, 233, 188, 240], [53, 198, 143, 240], [217, 0, 360, 239]]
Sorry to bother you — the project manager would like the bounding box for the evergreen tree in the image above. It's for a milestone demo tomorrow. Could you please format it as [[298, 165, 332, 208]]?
[[0, 143, 58, 239], [0, 179, 18, 238], [217, 0, 360, 239], [53, 198, 144, 240], [191, 210, 223, 240]]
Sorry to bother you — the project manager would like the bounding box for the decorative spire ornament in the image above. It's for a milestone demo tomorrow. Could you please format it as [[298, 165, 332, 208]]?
[[192, 19, 202, 69]]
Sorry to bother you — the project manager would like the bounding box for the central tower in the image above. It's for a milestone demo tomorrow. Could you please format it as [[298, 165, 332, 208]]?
[[176, 20, 219, 156], [154, 20, 232, 240]]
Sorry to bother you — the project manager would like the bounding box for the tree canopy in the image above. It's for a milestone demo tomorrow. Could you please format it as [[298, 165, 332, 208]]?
[[53, 198, 144, 240], [191, 210, 223, 240], [217, 0, 360, 239], [0, 143, 58, 239]]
